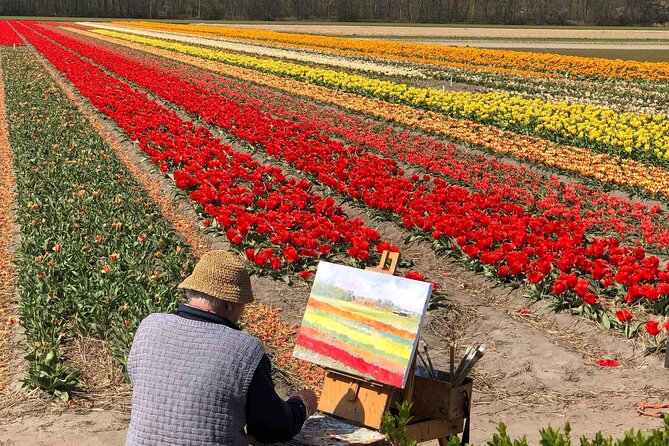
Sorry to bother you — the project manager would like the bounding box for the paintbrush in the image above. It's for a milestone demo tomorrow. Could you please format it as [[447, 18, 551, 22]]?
[[416, 350, 436, 379], [423, 344, 437, 379], [451, 345, 476, 384], [449, 343, 455, 381], [452, 344, 486, 387]]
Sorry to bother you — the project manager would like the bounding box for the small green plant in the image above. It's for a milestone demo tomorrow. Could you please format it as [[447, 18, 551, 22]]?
[[579, 416, 669, 446], [539, 423, 571, 446], [22, 349, 84, 403], [453, 417, 669, 446], [485, 422, 529, 446], [381, 400, 418, 446]]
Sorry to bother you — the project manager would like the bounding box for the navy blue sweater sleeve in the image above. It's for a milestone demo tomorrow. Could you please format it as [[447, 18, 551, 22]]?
[[246, 354, 307, 443]]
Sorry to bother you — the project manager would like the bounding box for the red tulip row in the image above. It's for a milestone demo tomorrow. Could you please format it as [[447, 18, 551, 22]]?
[[214, 82, 669, 250], [14, 21, 391, 276], [158, 56, 669, 253], [28, 23, 669, 318], [45, 25, 669, 256], [0, 21, 22, 45]]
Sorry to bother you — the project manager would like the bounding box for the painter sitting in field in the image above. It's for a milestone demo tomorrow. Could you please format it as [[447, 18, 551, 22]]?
[[125, 250, 318, 445]]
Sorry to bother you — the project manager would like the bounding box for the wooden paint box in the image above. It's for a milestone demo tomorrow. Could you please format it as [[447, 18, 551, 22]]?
[[404, 368, 473, 422], [319, 367, 472, 431]]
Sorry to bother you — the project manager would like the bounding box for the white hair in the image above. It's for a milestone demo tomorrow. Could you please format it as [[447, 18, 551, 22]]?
[[184, 289, 243, 319]]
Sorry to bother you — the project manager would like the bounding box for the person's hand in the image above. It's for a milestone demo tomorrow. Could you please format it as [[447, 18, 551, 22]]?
[[291, 389, 318, 416]]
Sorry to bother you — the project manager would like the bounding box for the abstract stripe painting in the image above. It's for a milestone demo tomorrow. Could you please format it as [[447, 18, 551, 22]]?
[[293, 261, 432, 388]]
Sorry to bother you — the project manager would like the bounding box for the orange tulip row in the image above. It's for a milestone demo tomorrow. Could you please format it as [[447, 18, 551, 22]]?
[[114, 21, 669, 82], [76, 28, 669, 202]]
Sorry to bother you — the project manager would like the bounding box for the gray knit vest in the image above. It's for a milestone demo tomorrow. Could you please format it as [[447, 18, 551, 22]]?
[[126, 313, 266, 446]]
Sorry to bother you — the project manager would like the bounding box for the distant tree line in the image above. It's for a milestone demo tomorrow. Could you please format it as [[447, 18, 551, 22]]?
[[2, 0, 668, 26]]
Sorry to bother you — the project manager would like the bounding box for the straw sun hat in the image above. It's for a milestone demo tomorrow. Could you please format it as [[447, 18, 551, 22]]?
[[178, 251, 254, 304]]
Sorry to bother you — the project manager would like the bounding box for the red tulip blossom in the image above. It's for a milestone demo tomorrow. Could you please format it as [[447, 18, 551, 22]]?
[[404, 271, 426, 282], [596, 359, 620, 367], [646, 320, 662, 336], [615, 309, 633, 323]]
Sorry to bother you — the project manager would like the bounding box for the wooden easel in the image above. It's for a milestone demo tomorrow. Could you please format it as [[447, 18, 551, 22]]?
[[317, 251, 472, 445]]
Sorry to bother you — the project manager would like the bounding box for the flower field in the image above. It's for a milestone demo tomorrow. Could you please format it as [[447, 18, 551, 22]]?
[[62, 27, 669, 200], [2, 19, 669, 414], [84, 26, 669, 165], [4, 45, 197, 398]]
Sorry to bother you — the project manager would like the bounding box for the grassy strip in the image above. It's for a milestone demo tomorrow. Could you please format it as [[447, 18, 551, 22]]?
[[0, 49, 19, 395], [4, 48, 195, 401]]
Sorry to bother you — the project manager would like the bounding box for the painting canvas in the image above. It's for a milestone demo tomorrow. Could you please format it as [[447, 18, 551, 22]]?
[[293, 261, 432, 388]]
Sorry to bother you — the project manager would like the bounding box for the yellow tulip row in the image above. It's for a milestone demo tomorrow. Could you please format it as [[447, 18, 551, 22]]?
[[92, 28, 669, 164], [76, 27, 669, 201], [113, 21, 669, 82]]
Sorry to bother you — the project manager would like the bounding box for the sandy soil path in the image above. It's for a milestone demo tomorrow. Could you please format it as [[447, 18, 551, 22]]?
[[0, 411, 129, 446]]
